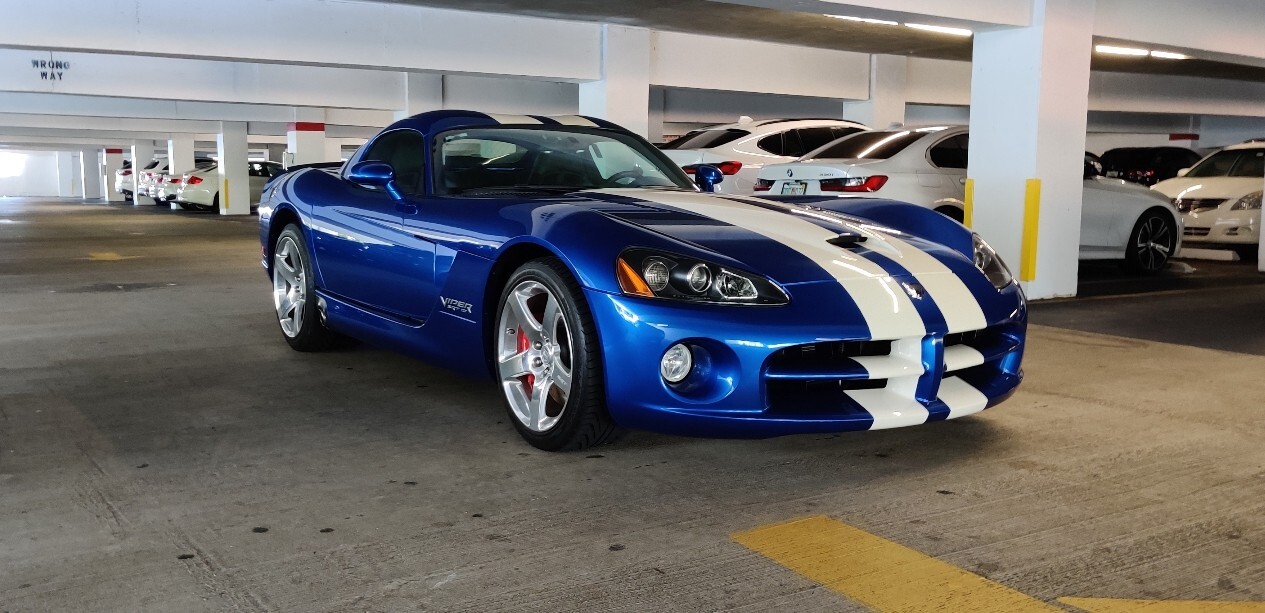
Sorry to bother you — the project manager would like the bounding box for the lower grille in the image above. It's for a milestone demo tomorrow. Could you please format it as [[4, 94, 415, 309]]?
[[1173, 198, 1224, 213], [1184, 227, 1211, 237]]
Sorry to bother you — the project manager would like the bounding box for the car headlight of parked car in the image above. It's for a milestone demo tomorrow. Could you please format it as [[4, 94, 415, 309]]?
[[972, 234, 1014, 290], [616, 248, 789, 305], [1230, 191, 1263, 211]]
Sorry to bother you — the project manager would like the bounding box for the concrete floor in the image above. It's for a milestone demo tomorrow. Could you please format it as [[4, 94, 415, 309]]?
[[2, 197, 1264, 612]]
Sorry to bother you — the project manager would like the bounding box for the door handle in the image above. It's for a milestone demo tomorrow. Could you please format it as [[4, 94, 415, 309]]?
[[395, 203, 419, 215]]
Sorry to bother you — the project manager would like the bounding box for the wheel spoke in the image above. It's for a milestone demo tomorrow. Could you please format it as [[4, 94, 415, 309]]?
[[498, 350, 531, 380], [541, 295, 561, 337], [510, 290, 542, 339], [552, 361, 573, 397], [528, 380, 550, 430]]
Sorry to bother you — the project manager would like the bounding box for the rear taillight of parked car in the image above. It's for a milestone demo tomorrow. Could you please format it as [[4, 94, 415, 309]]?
[[682, 161, 743, 176], [754, 179, 774, 192], [121, 169, 132, 176], [187, 176, 203, 185], [820, 175, 888, 193]]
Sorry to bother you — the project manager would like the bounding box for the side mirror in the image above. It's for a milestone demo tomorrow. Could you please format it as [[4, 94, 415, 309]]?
[[694, 164, 724, 193], [348, 161, 403, 201], [1177, 167, 1191, 177]]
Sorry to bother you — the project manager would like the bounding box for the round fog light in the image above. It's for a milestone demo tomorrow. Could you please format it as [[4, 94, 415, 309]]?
[[660, 343, 693, 384]]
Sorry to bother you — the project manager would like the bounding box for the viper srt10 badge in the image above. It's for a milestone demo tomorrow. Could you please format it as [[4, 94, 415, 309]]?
[[441, 296, 473, 313]]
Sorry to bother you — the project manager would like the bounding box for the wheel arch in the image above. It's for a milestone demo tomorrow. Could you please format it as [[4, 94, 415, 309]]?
[[265, 204, 303, 274], [481, 241, 567, 378]]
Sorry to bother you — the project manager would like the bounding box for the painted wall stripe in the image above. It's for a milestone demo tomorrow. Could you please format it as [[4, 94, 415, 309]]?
[[484, 113, 542, 125], [286, 121, 325, 132], [733, 516, 1062, 612], [1021, 178, 1041, 282], [964, 178, 975, 228]]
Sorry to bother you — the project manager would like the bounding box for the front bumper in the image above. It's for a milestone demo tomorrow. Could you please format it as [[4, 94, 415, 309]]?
[[586, 281, 1026, 438], [1182, 210, 1258, 246]]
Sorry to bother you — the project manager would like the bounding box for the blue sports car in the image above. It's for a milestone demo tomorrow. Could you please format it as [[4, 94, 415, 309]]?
[[260, 111, 1026, 451]]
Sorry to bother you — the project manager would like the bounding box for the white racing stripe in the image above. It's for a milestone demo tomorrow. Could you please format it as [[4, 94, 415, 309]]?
[[845, 389, 930, 429], [938, 376, 989, 418], [485, 113, 542, 125], [722, 193, 987, 333], [595, 189, 927, 340], [550, 115, 599, 127]]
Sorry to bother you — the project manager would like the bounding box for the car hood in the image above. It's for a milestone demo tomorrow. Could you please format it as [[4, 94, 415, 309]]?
[[1085, 176, 1172, 202], [571, 188, 973, 287], [1152, 176, 1263, 200]]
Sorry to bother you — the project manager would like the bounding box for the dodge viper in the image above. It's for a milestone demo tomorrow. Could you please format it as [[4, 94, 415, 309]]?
[[260, 110, 1027, 451]]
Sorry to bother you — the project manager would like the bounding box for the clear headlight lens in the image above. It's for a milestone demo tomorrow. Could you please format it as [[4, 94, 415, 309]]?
[[973, 234, 1014, 289], [1230, 191, 1263, 211], [616, 248, 789, 305]]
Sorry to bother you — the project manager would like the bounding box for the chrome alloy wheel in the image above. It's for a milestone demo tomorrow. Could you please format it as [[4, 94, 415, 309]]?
[[1134, 216, 1173, 272], [497, 280, 574, 433], [272, 236, 306, 338]]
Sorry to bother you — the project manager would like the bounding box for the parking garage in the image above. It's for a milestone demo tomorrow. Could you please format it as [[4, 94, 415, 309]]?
[[3, 1, 1265, 611]]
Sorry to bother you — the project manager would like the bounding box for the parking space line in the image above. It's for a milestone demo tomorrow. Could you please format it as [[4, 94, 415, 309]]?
[[1058, 597, 1265, 612], [732, 515, 1061, 612]]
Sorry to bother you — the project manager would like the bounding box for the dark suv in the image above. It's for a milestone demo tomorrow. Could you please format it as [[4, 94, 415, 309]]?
[[1100, 146, 1202, 186]]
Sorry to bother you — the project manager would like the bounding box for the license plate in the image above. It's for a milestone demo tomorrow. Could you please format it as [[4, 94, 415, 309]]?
[[781, 181, 807, 195], [1105, 171, 1120, 178]]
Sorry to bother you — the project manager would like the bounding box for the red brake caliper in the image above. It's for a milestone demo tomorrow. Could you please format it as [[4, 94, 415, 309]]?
[[517, 326, 534, 394]]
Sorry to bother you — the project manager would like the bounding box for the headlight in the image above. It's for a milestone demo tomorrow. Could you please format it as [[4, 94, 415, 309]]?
[[1230, 191, 1263, 211], [972, 234, 1014, 289], [615, 248, 789, 305]]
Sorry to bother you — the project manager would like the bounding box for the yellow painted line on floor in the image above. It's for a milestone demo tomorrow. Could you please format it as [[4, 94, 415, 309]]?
[[732, 515, 1061, 612], [86, 252, 140, 261], [1060, 597, 1265, 612]]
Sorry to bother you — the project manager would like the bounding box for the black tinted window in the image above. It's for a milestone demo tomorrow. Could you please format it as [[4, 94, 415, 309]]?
[[830, 126, 864, 142], [361, 129, 427, 194], [929, 134, 969, 169], [660, 129, 750, 150], [813, 130, 927, 159], [757, 133, 785, 156], [796, 128, 841, 155], [1187, 150, 1265, 178]]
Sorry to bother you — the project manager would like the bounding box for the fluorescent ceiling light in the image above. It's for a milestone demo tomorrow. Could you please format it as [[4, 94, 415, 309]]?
[[904, 23, 973, 37], [826, 14, 898, 26], [1095, 44, 1149, 56], [1150, 50, 1189, 60]]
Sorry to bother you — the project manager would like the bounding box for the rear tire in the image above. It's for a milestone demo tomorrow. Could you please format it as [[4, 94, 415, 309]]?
[[272, 224, 342, 352], [1122, 209, 1176, 274], [494, 257, 621, 451], [1234, 246, 1259, 262]]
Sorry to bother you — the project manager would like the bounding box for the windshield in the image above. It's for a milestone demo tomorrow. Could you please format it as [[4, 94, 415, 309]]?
[[1186, 149, 1265, 178], [434, 127, 695, 195], [660, 128, 750, 150], [806, 130, 930, 160]]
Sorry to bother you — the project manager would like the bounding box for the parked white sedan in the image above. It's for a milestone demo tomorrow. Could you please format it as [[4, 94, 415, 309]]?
[[1152, 141, 1263, 260], [659, 118, 867, 193], [757, 126, 1182, 273], [175, 161, 282, 211]]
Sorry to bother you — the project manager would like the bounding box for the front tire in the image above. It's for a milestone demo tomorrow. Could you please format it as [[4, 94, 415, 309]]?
[[272, 224, 341, 352], [935, 205, 965, 223], [1234, 245, 1259, 262], [1123, 209, 1176, 274], [494, 258, 620, 451]]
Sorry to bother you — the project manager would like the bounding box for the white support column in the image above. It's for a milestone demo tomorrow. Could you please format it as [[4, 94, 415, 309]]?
[[647, 87, 666, 144], [217, 121, 250, 216], [130, 141, 155, 205], [286, 108, 327, 166], [968, 0, 1094, 300], [324, 140, 344, 162], [55, 151, 81, 198], [394, 73, 443, 121], [579, 25, 650, 138], [81, 149, 104, 199], [843, 55, 908, 129], [103, 148, 124, 202]]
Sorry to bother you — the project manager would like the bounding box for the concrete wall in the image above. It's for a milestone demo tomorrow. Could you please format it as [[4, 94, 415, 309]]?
[[0, 151, 61, 197]]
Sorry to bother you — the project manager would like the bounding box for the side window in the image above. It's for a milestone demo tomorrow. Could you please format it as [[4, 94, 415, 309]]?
[[756, 133, 785, 156], [796, 128, 839, 156], [360, 129, 427, 195], [830, 126, 864, 142], [930, 134, 969, 169], [436, 137, 532, 194], [780, 130, 806, 158]]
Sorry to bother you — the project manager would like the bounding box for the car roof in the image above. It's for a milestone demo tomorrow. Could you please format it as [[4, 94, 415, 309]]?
[[1222, 141, 1265, 151], [384, 110, 629, 140], [692, 118, 868, 132]]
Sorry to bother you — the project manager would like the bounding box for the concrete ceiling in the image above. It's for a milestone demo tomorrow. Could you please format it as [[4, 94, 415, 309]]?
[[385, 0, 1265, 83]]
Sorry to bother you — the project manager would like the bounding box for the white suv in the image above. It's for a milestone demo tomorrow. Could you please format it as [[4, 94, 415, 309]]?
[[1152, 142, 1263, 260], [659, 118, 867, 193]]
